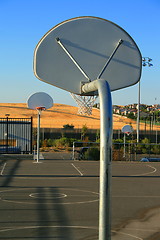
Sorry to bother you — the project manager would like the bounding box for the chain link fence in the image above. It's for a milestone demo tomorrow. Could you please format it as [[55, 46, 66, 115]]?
[[113, 143, 160, 161], [72, 141, 160, 161]]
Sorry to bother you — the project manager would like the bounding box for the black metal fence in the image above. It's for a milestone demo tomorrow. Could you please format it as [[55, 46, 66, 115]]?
[[0, 117, 32, 154], [37, 128, 160, 143]]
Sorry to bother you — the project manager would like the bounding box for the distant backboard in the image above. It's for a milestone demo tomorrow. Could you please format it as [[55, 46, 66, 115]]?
[[34, 16, 142, 95], [122, 124, 133, 134], [27, 92, 53, 110]]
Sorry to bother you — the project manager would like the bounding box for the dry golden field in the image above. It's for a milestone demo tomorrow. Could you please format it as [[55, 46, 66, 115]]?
[[0, 103, 159, 131]]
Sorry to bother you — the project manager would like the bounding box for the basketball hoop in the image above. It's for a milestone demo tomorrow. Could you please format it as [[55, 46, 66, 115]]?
[[27, 92, 53, 163], [70, 93, 98, 115], [36, 106, 46, 111], [125, 132, 130, 136]]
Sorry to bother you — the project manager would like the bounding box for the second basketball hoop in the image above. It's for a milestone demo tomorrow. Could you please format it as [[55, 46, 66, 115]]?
[[27, 92, 53, 163]]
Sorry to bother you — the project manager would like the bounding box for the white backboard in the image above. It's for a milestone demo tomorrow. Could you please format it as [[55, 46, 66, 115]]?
[[34, 16, 142, 95], [27, 92, 53, 110]]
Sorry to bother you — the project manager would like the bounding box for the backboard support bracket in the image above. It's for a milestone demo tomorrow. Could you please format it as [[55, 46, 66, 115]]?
[[80, 81, 98, 96], [97, 39, 123, 79], [56, 37, 91, 81]]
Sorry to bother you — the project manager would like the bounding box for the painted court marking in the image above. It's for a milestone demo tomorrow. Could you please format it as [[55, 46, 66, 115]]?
[[112, 230, 143, 240], [0, 163, 6, 176], [71, 163, 83, 176], [29, 192, 67, 199], [113, 195, 160, 198], [0, 188, 99, 205], [0, 225, 145, 239], [33, 153, 44, 161], [131, 164, 157, 176], [0, 225, 98, 232]]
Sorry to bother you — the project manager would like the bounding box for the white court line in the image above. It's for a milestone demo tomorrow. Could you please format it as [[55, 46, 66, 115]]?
[[33, 153, 44, 160], [146, 164, 157, 174], [0, 187, 99, 205], [124, 227, 159, 233], [71, 163, 83, 176], [0, 225, 144, 239], [0, 225, 98, 233], [113, 195, 160, 198], [1, 163, 6, 176], [112, 230, 143, 240], [61, 155, 65, 160], [131, 164, 157, 176], [39, 153, 44, 159]]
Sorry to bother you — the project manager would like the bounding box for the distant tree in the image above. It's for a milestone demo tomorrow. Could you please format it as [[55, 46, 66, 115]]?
[[141, 137, 150, 144], [84, 147, 100, 160], [63, 124, 74, 129], [96, 129, 100, 141], [81, 124, 88, 140]]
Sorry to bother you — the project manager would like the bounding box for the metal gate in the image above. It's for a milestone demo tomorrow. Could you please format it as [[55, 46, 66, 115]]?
[[0, 117, 32, 154]]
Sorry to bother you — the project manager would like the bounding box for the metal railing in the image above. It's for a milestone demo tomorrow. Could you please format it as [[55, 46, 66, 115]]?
[[0, 117, 33, 154]]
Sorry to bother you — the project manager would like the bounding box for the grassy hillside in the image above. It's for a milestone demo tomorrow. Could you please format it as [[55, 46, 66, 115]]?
[[0, 103, 159, 131]]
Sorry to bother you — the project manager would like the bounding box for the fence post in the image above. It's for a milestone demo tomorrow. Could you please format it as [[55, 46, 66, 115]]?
[[30, 117, 33, 154], [72, 142, 75, 160], [6, 117, 9, 153]]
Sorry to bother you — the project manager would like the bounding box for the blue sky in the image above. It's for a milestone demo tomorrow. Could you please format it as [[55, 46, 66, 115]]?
[[0, 0, 160, 106]]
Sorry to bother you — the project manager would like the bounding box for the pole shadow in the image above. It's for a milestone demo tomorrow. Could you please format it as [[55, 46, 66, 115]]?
[[36, 187, 73, 239]]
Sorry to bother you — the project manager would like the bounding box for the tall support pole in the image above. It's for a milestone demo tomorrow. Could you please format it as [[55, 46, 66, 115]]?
[[137, 81, 140, 143], [123, 133, 126, 158], [98, 80, 112, 240], [6, 117, 9, 153], [82, 79, 113, 240], [37, 110, 41, 163], [72, 142, 75, 160]]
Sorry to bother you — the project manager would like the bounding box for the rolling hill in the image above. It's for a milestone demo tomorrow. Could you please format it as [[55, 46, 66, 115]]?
[[0, 103, 159, 131]]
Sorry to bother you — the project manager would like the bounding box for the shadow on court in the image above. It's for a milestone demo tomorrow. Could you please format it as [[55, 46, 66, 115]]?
[[0, 187, 74, 239], [36, 187, 73, 239], [1, 159, 22, 187], [0, 157, 74, 239]]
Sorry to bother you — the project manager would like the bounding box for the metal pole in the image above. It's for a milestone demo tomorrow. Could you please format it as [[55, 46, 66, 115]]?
[[33, 145, 36, 161], [72, 142, 75, 160], [137, 81, 140, 143], [30, 116, 33, 154], [123, 133, 126, 158], [98, 80, 112, 240], [82, 79, 112, 240], [6, 117, 9, 153], [37, 110, 41, 163]]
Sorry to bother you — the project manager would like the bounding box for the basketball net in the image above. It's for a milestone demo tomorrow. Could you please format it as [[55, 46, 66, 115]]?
[[36, 106, 46, 115], [70, 93, 98, 116], [125, 132, 130, 136]]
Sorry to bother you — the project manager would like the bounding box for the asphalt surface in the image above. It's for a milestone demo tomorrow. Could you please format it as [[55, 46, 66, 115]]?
[[0, 152, 160, 239]]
